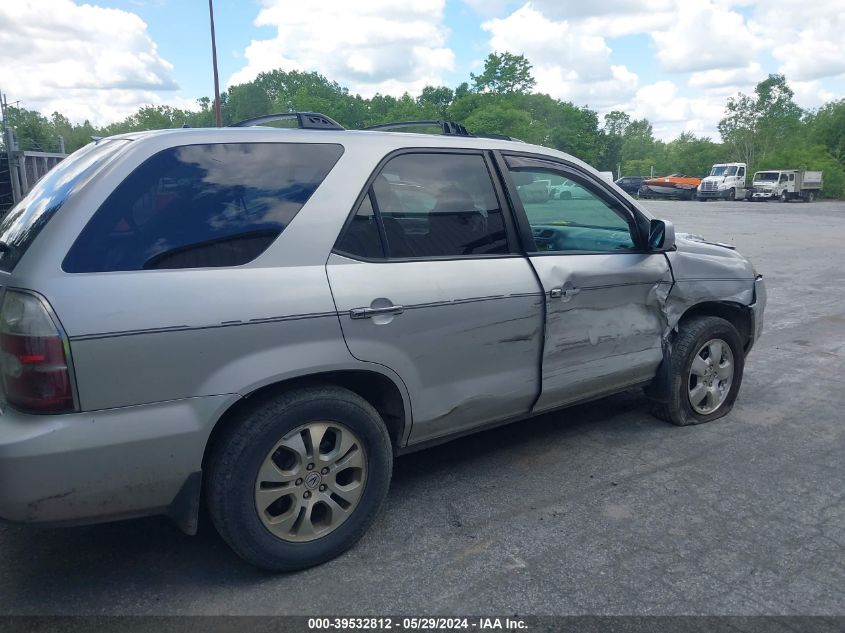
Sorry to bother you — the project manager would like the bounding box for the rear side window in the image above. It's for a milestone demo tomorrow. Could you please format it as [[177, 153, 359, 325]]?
[[0, 139, 128, 273], [335, 193, 385, 259], [336, 152, 508, 260], [63, 142, 343, 272]]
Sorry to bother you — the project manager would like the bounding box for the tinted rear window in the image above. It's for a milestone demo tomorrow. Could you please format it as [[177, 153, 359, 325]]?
[[0, 140, 128, 272], [63, 142, 343, 273]]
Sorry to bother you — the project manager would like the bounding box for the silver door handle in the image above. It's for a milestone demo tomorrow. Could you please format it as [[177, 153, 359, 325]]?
[[349, 305, 405, 319], [549, 287, 581, 299]]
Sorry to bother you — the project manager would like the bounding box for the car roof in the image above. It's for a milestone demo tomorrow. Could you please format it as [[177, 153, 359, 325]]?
[[106, 126, 592, 169]]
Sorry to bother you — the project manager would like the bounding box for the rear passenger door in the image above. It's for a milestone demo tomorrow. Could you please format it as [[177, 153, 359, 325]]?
[[500, 154, 672, 412], [327, 150, 544, 445]]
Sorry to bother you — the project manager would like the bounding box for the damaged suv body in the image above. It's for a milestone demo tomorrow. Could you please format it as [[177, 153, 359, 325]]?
[[0, 116, 766, 570]]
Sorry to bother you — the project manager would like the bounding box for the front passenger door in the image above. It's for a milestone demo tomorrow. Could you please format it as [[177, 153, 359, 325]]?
[[501, 154, 673, 412]]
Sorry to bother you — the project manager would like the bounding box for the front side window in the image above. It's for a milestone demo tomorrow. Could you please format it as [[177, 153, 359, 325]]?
[[64, 142, 343, 272], [364, 152, 509, 259], [737, 167, 745, 178], [506, 158, 636, 253]]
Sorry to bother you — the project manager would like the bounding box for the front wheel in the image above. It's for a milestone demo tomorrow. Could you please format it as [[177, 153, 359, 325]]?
[[780, 191, 789, 203], [726, 188, 736, 201], [206, 386, 393, 571], [650, 316, 745, 426]]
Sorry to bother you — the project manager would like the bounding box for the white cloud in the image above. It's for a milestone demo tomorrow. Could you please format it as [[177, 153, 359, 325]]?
[[749, 0, 845, 81], [626, 80, 726, 139], [650, 0, 761, 73], [228, 0, 454, 97], [481, 4, 639, 106], [790, 80, 838, 110], [524, 0, 676, 20], [0, 0, 179, 124], [688, 63, 764, 89]]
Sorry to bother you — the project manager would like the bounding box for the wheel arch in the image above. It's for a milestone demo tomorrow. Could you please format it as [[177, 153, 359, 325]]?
[[202, 368, 411, 473], [677, 301, 753, 352], [647, 299, 753, 403]]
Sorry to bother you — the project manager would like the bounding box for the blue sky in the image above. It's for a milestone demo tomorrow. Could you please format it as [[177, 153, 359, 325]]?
[[1, 0, 843, 139]]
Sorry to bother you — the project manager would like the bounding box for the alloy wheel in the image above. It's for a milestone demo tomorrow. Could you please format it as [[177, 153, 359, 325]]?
[[254, 421, 367, 542], [688, 338, 734, 415]]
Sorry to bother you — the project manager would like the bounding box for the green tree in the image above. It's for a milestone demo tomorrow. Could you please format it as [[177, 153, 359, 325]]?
[[471, 52, 536, 95], [806, 100, 845, 165], [621, 119, 655, 164], [463, 103, 533, 140], [49, 112, 98, 153], [3, 106, 56, 152], [600, 110, 631, 174], [101, 105, 191, 135], [718, 74, 802, 168], [227, 82, 271, 123], [603, 110, 630, 136], [665, 132, 724, 178], [417, 86, 454, 119]]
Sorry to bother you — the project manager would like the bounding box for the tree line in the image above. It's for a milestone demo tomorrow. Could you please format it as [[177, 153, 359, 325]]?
[[3, 52, 844, 197]]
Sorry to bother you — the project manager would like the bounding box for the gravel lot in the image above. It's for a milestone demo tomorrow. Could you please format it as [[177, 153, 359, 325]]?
[[1, 198, 843, 616]]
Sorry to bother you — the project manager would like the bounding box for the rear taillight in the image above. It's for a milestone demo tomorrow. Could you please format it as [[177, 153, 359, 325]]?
[[0, 290, 76, 414]]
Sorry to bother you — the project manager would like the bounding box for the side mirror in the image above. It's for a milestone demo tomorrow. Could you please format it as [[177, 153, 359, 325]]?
[[648, 219, 675, 251]]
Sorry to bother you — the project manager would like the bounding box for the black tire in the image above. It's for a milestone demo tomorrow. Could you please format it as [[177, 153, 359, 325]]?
[[650, 316, 745, 426], [806, 191, 815, 203], [726, 188, 735, 201], [206, 386, 393, 571], [780, 191, 789, 203]]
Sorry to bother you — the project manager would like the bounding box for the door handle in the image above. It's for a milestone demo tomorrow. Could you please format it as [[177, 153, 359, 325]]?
[[549, 287, 581, 300], [349, 305, 405, 319]]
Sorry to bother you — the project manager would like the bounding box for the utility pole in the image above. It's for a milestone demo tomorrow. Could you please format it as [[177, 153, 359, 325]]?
[[208, 0, 222, 127], [1, 92, 23, 205]]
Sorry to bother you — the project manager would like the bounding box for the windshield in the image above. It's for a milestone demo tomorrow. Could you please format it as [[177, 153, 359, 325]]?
[[709, 165, 737, 177], [0, 139, 128, 272], [754, 172, 779, 182]]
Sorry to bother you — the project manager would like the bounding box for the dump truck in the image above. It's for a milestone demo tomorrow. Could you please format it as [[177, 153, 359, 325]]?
[[748, 170, 823, 202]]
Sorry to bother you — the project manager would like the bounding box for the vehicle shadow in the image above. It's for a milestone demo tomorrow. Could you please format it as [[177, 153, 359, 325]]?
[[0, 388, 662, 613]]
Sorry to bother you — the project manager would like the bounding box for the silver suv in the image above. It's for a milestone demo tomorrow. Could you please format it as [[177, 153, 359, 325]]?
[[0, 114, 765, 570]]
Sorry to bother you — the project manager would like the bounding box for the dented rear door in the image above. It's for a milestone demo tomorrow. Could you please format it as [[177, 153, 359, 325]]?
[[327, 150, 544, 445], [500, 154, 672, 412]]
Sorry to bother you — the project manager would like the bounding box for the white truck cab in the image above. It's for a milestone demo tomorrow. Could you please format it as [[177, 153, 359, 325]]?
[[697, 163, 747, 201]]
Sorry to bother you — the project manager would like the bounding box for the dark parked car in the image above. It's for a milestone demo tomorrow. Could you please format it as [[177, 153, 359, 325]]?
[[615, 176, 646, 195]]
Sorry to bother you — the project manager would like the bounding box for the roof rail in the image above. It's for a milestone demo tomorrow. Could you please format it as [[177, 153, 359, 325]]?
[[362, 120, 473, 137], [230, 112, 345, 130], [473, 132, 521, 142]]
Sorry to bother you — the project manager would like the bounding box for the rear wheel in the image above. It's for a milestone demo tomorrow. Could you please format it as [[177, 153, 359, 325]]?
[[806, 191, 815, 203], [206, 386, 393, 571], [650, 316, 745, 426]]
